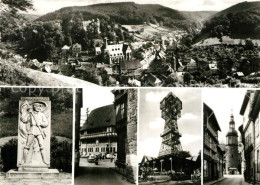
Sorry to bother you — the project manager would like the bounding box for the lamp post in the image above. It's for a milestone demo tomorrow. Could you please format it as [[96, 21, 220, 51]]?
[[160, 159, 164, 174], [153, 161, 156, 175], [170, 157, 172, 172]]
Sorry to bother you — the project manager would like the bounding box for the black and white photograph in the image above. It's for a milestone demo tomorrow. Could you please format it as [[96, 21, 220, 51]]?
[[0, 0, 260, 87], [203, 89, 260, 185], [138, 89, 201, 184], [0, 87, 73, 185], [74, 87, 137, 184]]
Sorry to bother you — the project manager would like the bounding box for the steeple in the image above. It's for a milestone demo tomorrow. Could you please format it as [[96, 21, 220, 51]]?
[[229, 109, 235, 130], [227, 109, 238, 137]]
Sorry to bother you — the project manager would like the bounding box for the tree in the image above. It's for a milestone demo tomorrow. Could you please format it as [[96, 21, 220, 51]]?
[[1, 0, 33, 14], [183, 72, 193, 84], [245, 39, 254, 50]]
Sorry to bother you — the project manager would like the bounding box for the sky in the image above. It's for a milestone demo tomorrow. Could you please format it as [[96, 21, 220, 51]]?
[[80, 87, 114, 126], [27, 0, 259, 15], [138, 88, 201, 163], [202, 89, 247, 144]]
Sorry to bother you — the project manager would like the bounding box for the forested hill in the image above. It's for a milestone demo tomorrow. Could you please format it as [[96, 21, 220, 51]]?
[[213, 1, 260, 17], [36, 2, 197, 30], [199, 1, 260, 39]]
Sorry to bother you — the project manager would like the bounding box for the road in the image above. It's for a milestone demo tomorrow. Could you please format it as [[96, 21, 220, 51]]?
[[213, 175, 249, 185], [74, 158, 133, 185]]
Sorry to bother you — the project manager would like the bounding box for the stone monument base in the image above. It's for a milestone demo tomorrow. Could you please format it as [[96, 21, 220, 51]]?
[[6, 169, 59, 179]]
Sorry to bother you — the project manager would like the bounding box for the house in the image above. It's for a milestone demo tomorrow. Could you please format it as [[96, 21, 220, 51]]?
[[72, 43, 82, 57], [186, 58, 197, 71], [95, 47, 101, 55], [204, 103, 224, 183], [103, 38, 132, 64], [112, 89, 137, 183], [80, 104, 117, 157], [239, 90, 260, 184], [209, 64, 218, 71]]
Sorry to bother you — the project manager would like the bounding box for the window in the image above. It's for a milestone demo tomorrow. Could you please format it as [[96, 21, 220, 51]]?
[[256, 150, 260, 173], [88, 148, 93, 152], [107, 127, 112, 132], [204, 160, 208, 177], [116, 102, 126, 121], [96, 148, 99, 152]]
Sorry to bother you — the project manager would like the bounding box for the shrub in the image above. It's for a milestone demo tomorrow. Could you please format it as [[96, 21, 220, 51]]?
[[1, 139, 17, 172], [1, 137, 72, 173], [50, 136, 72, 173]]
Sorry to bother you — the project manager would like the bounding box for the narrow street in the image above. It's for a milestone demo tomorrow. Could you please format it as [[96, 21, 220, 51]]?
[[74, 158, 132, 185], [213, 175, 249, 185]]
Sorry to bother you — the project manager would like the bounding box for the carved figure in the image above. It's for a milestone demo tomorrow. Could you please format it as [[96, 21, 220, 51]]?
[[19, 101, 49, 165]]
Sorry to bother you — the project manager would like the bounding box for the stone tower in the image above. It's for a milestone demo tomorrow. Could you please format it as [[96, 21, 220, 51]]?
[[159, 92, 182, 157], [226, 112, 239, 175]]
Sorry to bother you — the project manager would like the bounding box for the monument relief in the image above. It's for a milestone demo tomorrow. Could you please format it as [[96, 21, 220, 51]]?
[[17, 97, 51, 170]]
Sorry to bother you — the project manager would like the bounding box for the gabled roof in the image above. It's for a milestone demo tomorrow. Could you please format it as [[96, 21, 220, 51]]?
[[81, 104, 115, 131], [62, 45, 70, 50], [204, 103, 221, 131]]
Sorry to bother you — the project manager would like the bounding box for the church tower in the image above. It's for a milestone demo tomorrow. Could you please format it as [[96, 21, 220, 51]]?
[[226, 111, 239, 175]]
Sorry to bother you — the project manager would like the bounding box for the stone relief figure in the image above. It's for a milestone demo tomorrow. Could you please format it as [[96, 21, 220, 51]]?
[[19, 100, 49, 165]]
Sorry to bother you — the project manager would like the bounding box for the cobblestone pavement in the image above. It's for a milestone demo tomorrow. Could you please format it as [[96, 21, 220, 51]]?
[[75, 158, 133, 185], [211, 175, 250, 185]]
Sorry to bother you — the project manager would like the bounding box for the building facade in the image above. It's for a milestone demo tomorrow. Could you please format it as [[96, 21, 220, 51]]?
[[80, 104, 117, 157], [112, 89, 137, 183], [103, 38, 132, 64], [204, 103, 224, 182], [225, 113, 239, 174], [240, 90, 260, 183]]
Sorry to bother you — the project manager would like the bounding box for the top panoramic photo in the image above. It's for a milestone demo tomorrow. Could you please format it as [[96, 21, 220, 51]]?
[[0, 0, 260, 87]]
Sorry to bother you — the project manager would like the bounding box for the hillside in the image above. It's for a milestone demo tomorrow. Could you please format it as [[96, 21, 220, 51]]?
[[213, 1, 260, 17], [37, 2, 196, 30], [182, 11, 217, 23], [197, 1, 260, 41], [20, 13, 40, 21]]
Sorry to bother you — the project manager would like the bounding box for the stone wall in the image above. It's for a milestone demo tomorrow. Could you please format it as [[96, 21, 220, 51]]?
[[126, 89, 137, 183]]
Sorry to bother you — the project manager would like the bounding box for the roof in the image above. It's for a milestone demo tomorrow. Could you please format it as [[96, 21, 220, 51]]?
[[186, 155, 198, 161], [62, 45, 70, 50], [204, 103, 221, 131], [106, 44, 123, 54], [72, 43, 82, 49], [120, 60, 141, 70], [81, 104, 115, 131]]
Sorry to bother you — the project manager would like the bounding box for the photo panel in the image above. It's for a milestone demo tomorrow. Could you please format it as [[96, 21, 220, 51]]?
[[202, 88, 258, 184], [74, 87, 138, 184], [0, 87, 73, 185], [138, 88, 202, 185]]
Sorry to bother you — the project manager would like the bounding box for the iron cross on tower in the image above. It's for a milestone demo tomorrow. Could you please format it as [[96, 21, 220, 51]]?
[[159, 92, 182, 157]]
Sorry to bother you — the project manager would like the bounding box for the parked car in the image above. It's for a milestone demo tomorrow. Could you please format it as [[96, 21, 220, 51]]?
[[88, 154, 97, 163], [106, 153, 113, 159]]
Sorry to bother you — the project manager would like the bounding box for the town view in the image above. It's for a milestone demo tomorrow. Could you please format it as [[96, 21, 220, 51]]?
[[0, 0, 260, 87]]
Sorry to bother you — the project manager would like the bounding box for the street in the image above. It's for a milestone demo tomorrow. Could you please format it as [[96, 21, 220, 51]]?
[[213, 175, 249, 185], [74, 158, 133, 185]]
